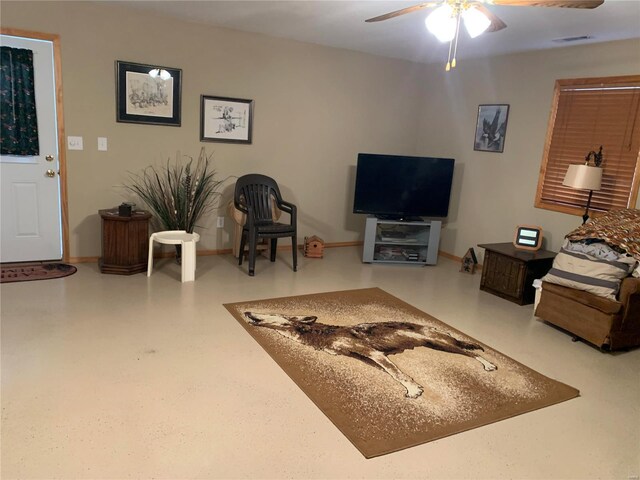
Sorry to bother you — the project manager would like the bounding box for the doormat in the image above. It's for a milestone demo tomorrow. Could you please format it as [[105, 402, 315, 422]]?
[[224, 287, 579, 458], [0, 263, 77, 283]]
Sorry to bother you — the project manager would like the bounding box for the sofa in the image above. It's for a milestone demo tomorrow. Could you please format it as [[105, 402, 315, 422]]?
[[536, 276, 640, 350], [535, 209, 640, 351]]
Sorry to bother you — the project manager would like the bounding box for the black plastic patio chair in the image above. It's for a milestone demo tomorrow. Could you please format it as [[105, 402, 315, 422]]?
[[234, 174, 297, 276]]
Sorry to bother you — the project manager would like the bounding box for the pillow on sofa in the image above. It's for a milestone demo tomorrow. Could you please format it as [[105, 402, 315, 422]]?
[[542, 248, 636, 300], [565, 239, 640, 278]]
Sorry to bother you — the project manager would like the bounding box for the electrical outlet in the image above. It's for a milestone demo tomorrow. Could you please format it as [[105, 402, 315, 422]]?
[[67, 136, 83, 150], [216, 216, 224, 228]]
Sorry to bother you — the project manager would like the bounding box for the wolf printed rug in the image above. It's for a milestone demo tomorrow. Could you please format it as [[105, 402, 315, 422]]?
[[224, 288, 579, 458]]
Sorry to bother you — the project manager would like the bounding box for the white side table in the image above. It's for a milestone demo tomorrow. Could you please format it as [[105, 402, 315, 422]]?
[[147, 230, 200, 282]]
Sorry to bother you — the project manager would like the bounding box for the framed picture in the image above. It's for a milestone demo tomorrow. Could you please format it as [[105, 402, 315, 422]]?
[[200, 95, 254, 144], [116, 61, 182, 126], [474, 104, 509, 153]]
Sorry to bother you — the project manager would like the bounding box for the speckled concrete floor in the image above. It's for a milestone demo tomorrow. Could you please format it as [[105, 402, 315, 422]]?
[[2, 247, 639, 479]]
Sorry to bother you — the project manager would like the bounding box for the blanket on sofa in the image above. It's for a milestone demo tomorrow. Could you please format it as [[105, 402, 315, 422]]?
[[565, 209, 640, 262]]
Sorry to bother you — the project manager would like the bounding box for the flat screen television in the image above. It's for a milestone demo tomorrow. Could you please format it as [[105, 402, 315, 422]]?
[[353, 153, 455, 220]]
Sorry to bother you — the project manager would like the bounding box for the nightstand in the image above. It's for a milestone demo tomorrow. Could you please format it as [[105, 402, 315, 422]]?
[[478, 242, 556, 305]]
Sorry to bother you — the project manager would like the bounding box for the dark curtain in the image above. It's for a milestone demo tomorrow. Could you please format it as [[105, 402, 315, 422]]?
[[0, 46, 39, 156]]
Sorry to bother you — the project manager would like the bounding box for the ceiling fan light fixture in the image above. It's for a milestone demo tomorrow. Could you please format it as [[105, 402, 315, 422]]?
[[462, 6, 491, 38], [425, 4, 456, 42]]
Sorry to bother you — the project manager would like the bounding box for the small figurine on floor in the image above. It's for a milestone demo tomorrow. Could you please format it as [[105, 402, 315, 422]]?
[[304, 236, 324, 258], [460, 248, 478, 274]]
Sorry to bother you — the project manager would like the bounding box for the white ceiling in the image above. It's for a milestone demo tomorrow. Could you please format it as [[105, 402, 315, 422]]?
[[114, 0, 640, 65]]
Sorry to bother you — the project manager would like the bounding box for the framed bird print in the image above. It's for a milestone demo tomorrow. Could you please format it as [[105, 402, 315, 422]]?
[[474, 104, 509, 153]]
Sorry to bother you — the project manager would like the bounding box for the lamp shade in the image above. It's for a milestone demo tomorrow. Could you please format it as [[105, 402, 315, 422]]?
[[425, 4, 456, 42], [562, 164, 603, 191], [462, 6, 491, 38]]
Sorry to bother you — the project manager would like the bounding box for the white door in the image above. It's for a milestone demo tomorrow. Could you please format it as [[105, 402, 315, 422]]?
[[0, 34, 62, 262]]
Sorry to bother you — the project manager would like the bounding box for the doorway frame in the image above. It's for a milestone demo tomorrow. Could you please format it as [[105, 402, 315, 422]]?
[[1, 28, 69, 262]]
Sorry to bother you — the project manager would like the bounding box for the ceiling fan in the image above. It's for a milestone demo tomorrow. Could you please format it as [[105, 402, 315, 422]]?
[[366, 0, 604, 71]]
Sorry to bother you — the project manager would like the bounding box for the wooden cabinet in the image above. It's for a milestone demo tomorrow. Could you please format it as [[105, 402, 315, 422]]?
[[99, 209, 151, 275], [478, 243, 556, 305]]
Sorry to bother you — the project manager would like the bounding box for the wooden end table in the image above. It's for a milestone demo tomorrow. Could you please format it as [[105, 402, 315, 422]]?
[[99, 209, 151, 275], [478, 242, 556, 305]]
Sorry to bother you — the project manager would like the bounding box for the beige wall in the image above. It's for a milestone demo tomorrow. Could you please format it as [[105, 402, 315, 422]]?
[[2, 1, 426, 258], [416, 39, 640, 256], [2, 1, 639, 260]]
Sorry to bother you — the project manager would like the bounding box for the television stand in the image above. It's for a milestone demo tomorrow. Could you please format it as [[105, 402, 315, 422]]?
[[362, 216, 441, 265]]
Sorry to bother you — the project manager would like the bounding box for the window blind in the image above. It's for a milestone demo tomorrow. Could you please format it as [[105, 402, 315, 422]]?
[[536, 76, 640, 214]]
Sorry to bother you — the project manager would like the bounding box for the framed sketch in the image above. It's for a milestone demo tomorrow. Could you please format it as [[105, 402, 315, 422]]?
[[474, 104, 509, 153], [200, 95, 254, 144], [116, 61, 182, 126]]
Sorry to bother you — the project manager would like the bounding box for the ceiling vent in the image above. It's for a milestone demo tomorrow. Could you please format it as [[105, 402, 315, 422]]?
[[552, 35, 593, 43]]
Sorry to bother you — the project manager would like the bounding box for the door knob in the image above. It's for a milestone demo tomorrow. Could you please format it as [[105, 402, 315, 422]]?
[[46, 169, 56, 177], [45, 155, 54, 162]]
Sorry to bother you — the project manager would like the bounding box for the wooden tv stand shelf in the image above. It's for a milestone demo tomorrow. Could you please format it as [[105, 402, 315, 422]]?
[[478, 242, 556, 305]]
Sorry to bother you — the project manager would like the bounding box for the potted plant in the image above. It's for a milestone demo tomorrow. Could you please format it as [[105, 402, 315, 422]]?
[[125, 147, 225, 261]]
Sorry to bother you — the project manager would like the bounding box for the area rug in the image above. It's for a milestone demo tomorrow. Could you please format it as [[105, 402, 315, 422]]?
[[0, 263, 77, 283], [224, 287, 579, 458]]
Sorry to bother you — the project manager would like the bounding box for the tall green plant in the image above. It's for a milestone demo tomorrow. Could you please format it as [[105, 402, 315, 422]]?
[[125, 148, 224, 233]]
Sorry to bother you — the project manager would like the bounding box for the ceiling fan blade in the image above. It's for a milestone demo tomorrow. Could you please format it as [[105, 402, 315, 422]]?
[[365, 2, 441, 23], [472, 3, 507, 32], [489, 0, 603, 8]]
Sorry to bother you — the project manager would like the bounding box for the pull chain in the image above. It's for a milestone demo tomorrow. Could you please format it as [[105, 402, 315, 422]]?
[[446, 36, 454, 71], [446, 7, 462, 71], [452, 9, 462, 69]]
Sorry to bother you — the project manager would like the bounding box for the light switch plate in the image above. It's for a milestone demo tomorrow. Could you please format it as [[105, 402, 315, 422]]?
[[98, 137, 108, 151], [67, 136, 83, 150]]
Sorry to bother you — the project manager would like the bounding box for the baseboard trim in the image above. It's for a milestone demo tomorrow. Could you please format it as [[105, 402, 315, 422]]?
[[438, 250, 483, 270], [70, 241, 365, 263], [187, 248, 233, 256], [68, 256, 100, 264], [326, 241, 363, 248], [70, 242, 484, 266], [438, 250, 461, 262]]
